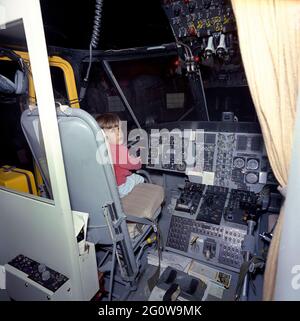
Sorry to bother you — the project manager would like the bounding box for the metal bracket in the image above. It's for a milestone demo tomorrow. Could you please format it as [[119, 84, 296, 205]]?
[[249, 260, 265, 273], [113, 216, 125, 229], [103, 203, 137, 280]]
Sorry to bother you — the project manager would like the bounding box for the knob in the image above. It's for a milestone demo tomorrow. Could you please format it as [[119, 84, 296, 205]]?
[[38, 264, 46, 273], [42, 270, 51, 281], [226, 214, 233, 221], [176, 162, 186, 172], [56, 274, 64, 282]]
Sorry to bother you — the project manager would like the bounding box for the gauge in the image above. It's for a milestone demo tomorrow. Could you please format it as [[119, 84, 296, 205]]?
[[233, 157, 245, 169], [176, 162, 186, 172], [245, 172, 259, 184], [247, 158, 259, 170]]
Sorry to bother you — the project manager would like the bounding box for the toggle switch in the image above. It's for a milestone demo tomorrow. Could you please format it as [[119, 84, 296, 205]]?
[[204, 36, 215, 57], [216, 33, 227, 56]]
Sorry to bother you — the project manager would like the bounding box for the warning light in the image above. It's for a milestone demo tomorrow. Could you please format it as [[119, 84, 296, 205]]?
[[174, 58, 180, 67], [188, 26, 196, 36], [194, 56, 200, 63]]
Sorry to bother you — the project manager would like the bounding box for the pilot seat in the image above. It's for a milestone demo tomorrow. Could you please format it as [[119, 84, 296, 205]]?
[[20, 105, 164, 300]]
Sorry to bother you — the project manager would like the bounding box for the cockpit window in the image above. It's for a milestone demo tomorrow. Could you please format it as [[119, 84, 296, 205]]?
[[50, 66, 68, 104], [94, 55, 258, 126], [106, 55, 198, 126]]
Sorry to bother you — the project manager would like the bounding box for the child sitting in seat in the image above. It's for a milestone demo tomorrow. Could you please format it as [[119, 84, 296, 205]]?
[[96, 113, 144, 198]]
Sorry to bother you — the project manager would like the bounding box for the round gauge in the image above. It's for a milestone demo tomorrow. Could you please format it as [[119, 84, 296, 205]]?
[[176, 162, 186, 172], [247, 158, 259, 170], [245, 172, 259, 184], [233, 157, 245, 169]]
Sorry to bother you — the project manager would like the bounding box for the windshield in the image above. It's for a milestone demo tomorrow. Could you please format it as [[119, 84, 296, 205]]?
[[110, 55, 258, 124], [81, 54, 257, 127], [110, 55, 196, 126]]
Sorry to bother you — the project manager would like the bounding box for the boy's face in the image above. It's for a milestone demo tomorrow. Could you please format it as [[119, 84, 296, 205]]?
[[104, 126, 124, 144]]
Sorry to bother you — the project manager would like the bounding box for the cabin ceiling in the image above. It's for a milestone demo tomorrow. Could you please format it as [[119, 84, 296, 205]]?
[[40, 0, 174, 50]]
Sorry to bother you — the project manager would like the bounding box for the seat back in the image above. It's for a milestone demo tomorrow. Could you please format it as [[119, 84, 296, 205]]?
[[21, 106, 132, 247]]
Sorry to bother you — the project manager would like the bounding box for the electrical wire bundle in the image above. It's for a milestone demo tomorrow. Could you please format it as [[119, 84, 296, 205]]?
[[80, 0, 104, 101]]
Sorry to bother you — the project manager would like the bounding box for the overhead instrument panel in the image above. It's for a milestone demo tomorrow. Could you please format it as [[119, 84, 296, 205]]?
[[161, 0, 237, 59], [162, 0, 236, 40], [161, 0, 245, 87]]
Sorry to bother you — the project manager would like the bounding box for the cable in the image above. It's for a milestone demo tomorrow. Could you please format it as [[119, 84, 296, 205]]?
[[80, 0, 104, 101], [91, 0, 104, 50], [0, 48, 31, 76], [176, 40, 193, 59]]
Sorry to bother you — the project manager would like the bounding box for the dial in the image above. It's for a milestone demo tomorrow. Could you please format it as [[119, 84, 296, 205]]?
[[245, 172, 259, 184], [38, 264, 46, 273], [233, 157, 245, 169], [176, 162, 186, 172], [42, 270, 51, 282], [246, 158, 259, 170]]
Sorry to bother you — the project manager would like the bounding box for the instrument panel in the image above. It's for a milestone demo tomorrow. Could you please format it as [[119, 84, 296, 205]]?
[[147, 122, 278, 272], [146, 122, 277, 193], [162, 0, 236, 39], [166, 214, 247, 272], [166, 181, 252, 272], [166, 180, 266, 272], [161, 0, 244, 87]]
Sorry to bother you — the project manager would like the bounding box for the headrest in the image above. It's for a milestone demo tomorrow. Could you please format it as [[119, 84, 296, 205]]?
[[0, 48, 28, 95], [0, 74, 16, 94]]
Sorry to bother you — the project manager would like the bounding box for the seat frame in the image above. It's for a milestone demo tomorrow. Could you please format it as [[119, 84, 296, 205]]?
[[21, 105, 163, 299]]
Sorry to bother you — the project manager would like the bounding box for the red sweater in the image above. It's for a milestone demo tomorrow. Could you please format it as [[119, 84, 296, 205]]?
[[109, 143, 141, 186]]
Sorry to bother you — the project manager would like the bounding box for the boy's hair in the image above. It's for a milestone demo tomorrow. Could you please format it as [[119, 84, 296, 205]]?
[[96, 113, 120, 130]]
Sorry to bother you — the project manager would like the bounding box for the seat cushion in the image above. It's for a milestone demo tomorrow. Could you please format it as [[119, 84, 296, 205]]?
[[121, 183, 164, 220]]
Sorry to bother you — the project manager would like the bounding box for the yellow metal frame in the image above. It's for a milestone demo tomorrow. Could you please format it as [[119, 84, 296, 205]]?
[[1, 50, 80, 194], [0, 50, 80, 108], [45, 55, 80, 108]]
